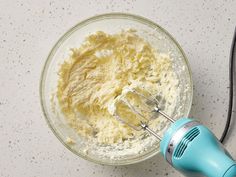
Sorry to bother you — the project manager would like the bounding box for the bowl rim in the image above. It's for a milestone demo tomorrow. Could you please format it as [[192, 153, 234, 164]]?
[[39, 12, 193, 166]]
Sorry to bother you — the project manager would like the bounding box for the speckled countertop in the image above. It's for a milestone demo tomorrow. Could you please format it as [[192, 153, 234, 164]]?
[[0, 0, 236, 177]]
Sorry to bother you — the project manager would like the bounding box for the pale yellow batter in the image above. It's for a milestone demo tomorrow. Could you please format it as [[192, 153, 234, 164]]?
[[57, 30, 175, 145]]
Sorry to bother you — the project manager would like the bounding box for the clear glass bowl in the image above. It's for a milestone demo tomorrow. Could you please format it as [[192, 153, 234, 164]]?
[[40, 13, 193, 165]]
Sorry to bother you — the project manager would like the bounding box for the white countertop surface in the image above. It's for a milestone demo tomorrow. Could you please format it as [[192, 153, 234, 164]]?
[[0, 0, 236, 177]]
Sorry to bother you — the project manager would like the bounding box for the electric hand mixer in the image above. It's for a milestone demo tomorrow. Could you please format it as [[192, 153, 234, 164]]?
[[109, 88, 236, 177]]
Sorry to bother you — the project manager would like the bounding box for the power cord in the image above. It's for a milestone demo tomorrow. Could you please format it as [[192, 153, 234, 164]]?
[[220, 27, 236, 143]]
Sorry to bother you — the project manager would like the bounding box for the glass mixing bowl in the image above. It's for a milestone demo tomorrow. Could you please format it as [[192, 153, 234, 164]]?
[[40, 13, 193, 165]]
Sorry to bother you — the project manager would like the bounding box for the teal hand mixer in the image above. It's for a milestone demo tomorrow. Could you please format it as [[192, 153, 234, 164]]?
[[110, 89, 236, 177]]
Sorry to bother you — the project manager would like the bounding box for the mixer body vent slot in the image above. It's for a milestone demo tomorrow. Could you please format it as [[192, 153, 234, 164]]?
[[174, 127, 200, 158]]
